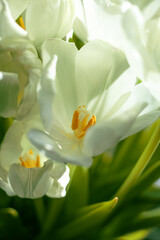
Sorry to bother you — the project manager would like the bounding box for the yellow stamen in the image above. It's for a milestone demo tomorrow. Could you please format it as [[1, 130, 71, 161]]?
[[71, 110, 79, 130], [84, 115, 96, 131], [71, 106, 96, 139], [29, 149, 33, 154], [19, 150, 42, 168], [16, 16, 25, 30], [36, 155, 41, 167]]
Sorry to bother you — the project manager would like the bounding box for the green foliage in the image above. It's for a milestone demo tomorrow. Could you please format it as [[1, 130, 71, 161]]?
[[0, 119, 160, 240], [0, 117, 12, 143], [69, 33, 84, 50]]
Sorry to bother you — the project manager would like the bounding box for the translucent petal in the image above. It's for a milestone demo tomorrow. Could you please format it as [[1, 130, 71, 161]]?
[[26, 0, 75, 45], [16, 69, 40, 121], [0, 72, 19, 117], [8, 160, 54, 198], [0, 178, 15, 196], [0, 122, 24, 171], [73, 0, 129, 48], [0, 0, 27, 38], [28, 129, 93, 167], [75, 40, 128, 106], [41, 39, 78, 131], [7, 0, 29, 20], [47, 164, 70, 198], [83, 100, 147, 156]]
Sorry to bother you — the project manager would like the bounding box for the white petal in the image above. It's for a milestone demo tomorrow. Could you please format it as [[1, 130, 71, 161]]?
[[143, 0, 160, 21], [41, 39, 78, 131], [54, 0, 76, 38], [51, 161, 69, 180], [57, 165, 70, 188], [121, 7, 151, 80], [0, 37, 42, 72], [0, 122, 24, 171], [124, 109, 160, 138], [8, 160, 54, 198], [28, 129, 93, 167], [124, 83, 160, 137], [7, 0, 29, 20], [119, 82, 159, 115], [38, 57, 58, 132], [96, 68, 137, 118], [16, 69, 40, 121], [0, 38, 41, 120], [26, 0, 75, 45], [0, 162, 7, 181], [73, 17, 88, 43], [46, 180, 66, 198], [75, 40, 128, 106], [145, 72, 160, 102], [73, 0, 128, 48], [122, 6, 146, 47], [146, 19, 160, 72], [42, 38, 77, 68], [0, 0, 27, 38], [0, 178, 15, 196], [0, 72, 19, 117], [73, 0, 88, 42], [83, 100, 147, 156], [47, 164, 70, 198]]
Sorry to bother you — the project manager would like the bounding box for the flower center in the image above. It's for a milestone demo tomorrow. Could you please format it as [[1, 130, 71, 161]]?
[[16, 16, 26, 30], [19, 149, 42, 168], [71, 106, 96, 139]]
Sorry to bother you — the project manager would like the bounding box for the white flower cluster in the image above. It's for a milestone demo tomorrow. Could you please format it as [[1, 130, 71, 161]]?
[[0, 0, 160, 198]]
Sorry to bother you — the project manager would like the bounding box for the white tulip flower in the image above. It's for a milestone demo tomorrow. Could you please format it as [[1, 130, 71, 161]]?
[[25, 0, 76, 46], [0, 0, 27, 39], [73, 0, 160, 102], [127, 0, 160, 21], [73, 0, 160, 46], [0, 120, 70, 199], [0, 0, 77, 47], [0, 37, 41, 119], [122, 6, 160, 101], [73, 0, 131, 49], [28, 39, 160, 167], [7, 0, 30, 20]]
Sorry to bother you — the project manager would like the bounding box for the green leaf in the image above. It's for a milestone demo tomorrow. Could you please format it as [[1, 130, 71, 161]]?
[[56, 197, 118, 239], [117, 229, 150, 240], [126, 162, 160, 201], [142, 187, 160, 202], [69, 33, 84, 50], [0, 208, 30, 239], [0, 117, 12, 144], [101, 200, 153, 239], [64, 166, 89, 216], [134, 208, 160, 229]]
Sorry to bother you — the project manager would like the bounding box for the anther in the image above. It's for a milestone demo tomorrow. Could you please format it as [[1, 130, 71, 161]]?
[[71, 106, 96, 139], [19, 150, 42, 168], [16, 16, 25, 30]]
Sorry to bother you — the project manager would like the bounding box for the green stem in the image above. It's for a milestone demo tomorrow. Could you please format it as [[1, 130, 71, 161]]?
[[116, 119, 160, 202], [37, 165, 77, 240], [41, 198, 64, 235], [34, 198, 45, 227]]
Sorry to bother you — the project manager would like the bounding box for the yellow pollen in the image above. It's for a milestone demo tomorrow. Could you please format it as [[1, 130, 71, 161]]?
[[19, 149, 42, 168], [71, 106, 96, 139], [16, 16, 26, 30]]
